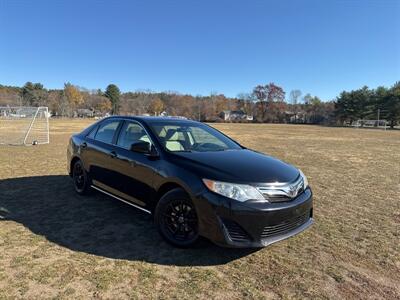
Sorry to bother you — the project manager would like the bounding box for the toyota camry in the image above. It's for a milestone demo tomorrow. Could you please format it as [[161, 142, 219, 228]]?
[[67, 116, 313, 248]]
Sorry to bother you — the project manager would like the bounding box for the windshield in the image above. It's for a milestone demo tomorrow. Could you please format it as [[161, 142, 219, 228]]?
[[148, 121, 242, 152]]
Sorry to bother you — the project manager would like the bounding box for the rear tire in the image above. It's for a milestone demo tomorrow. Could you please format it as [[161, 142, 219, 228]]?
[[155, 188, 199, 248], [72, 160, 91, 195]]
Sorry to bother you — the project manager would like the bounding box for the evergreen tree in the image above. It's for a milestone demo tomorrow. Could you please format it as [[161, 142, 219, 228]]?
[[104, 84, 121, 114]]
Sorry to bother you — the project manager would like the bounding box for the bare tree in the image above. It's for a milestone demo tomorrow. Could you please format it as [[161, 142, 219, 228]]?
[[237, 93, 255, 115], [253, 83, 285, 122], [290, 89, 302, 123]]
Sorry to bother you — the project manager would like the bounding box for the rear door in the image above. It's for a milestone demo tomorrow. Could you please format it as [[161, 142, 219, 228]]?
[[81, 118, 122, 191]]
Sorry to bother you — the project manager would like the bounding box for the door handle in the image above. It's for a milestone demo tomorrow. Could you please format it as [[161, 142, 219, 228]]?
[[81, 142, 87, 149], [109, 151, 117, 158]]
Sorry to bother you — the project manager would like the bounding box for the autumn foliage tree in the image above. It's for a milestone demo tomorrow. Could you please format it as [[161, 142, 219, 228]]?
[[253, 83, 285, 122], [82, 91, 111, 114], [1, 81, 398, 127], [148, 98, 165, 115], [64, 82, 83, 105], [63, 83, 84, 116], [96, 97, 112, 113]]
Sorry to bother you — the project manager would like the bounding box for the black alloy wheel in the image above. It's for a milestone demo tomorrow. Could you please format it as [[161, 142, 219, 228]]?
[[155, 188, 199, 247], [72, 160, 90, 195]]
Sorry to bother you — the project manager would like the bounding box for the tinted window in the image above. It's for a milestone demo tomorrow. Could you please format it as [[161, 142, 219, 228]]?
[[87, 126, 98, 139], [117, 122, 151, 149], [94, 120, 120, 144]]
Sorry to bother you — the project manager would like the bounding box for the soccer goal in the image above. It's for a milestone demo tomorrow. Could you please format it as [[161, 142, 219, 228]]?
[[351, 119, 387, 130], [0, 106, 50, 145]]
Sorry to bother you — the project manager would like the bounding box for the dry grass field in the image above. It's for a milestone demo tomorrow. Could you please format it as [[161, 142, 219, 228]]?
[[0, 119, 399, 299]]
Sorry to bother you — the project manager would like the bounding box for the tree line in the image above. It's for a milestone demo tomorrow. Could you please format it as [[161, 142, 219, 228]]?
[[335, 83, 400, 128], [0, 81, 398, 127]]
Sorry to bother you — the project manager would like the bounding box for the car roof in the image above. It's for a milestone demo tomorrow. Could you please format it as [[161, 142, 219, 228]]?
[[107, 115, 199, 125]]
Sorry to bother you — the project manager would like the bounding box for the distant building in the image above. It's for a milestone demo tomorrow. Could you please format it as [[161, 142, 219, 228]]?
[[76, 109, 94, 118], [285, 110, 306, 123], [220, 110, 253, 121]]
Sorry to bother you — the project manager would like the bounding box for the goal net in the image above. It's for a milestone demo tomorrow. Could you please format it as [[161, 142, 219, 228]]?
[[351, 119, 388, 130], [0, 106, 50, 145]]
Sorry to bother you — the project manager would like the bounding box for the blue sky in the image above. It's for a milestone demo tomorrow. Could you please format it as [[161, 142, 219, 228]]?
[[1, 0, 399, 100]]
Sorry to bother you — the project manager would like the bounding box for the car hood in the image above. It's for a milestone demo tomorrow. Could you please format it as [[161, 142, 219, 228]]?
[[171, 149, 299, 184]]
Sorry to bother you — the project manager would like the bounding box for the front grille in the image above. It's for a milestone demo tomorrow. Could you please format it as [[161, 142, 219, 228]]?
[[221, 218, 251, 242], [264, 194, 291, 202], [257, 176, 305, 203], [261, 212, 310, 238], [263, 186, 304, 202]]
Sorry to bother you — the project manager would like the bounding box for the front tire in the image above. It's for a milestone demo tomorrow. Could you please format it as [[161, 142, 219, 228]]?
[[155, 188, 199, 248], [72, 160, 91, 195]]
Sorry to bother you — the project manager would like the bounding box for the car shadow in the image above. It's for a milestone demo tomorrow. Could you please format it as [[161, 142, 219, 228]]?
[[0, 175, 257, 266]]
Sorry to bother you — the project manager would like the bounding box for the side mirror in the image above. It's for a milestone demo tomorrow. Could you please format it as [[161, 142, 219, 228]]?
[[130, 141, 151, 154], [130, 141, 159, 158]]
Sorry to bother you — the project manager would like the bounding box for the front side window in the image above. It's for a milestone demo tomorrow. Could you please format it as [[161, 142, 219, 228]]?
[[94, 120, 120, 144], [149, 122, 242, 152], [87, 125, 98, 139], [117, 121, 151, 149]]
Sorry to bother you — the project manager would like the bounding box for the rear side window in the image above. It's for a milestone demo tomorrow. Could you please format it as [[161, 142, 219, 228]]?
[[94, 120, 120, 144]]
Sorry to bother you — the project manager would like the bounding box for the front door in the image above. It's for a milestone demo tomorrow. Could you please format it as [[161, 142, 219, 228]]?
[[111, 121, 159, 209]]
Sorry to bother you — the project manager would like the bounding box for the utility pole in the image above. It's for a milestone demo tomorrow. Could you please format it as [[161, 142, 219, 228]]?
[[377, 108, 380, 126]]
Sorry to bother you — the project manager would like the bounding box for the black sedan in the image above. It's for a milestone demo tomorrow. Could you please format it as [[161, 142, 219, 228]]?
[[67, 116, 313, 248]]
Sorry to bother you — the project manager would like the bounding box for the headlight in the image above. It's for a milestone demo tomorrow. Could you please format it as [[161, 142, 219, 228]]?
[[202, 179, 266, 202], [299, 169, 309, 189]]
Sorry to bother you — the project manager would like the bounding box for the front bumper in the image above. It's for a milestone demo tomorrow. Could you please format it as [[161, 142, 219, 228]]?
[[196, 187, 313, 248]]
